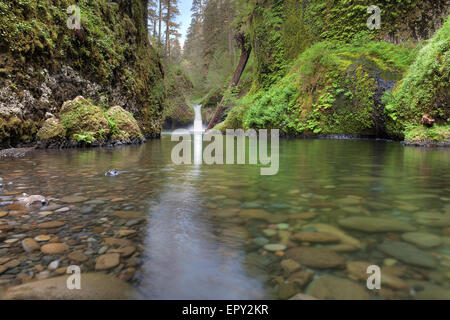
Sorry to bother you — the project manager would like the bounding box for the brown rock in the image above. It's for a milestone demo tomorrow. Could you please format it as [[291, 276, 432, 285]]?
[[118, 230, 137, 237], [286, 247, 346, 269], [288, 270, 314, 288], [306, 276, 371, 300], [1, 273, 138, 300], [347, 261, 409, 290], [280, 259, 301, 274], [41, 243, 69, 255], [109, 246, 136, 258], [37, 221, 65, 229], [21, 238, 40, 252], [104, 238, 132, 248], [95, 253, 120, 270], [68, 250, 89, 263]]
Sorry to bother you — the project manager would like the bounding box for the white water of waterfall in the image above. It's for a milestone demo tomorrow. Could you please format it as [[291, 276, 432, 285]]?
[[192, 104, 204, 133]]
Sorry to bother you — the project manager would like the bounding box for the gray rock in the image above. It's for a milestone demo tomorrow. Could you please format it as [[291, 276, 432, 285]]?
[[378, 241, 438, 269], [408, 280, 450, 300], [401, 232, 442, 248]]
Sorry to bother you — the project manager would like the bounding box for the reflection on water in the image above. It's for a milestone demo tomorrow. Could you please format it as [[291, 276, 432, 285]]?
[[0, 136, 449, 299]]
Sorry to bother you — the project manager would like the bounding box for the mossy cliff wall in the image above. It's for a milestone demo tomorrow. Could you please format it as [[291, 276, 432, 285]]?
[[0, 0, 164, 148], [222, 0, 449, 143]]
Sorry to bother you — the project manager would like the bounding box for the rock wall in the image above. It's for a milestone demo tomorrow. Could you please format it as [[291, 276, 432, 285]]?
[[0, 0, 164, 149]]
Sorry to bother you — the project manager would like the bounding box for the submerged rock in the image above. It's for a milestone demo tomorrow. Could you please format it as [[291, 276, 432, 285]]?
[[1, 273, 138, 300], [413, 212, 450, 227], [302, 223, 362, 248], [285, 247, 346, 269], [401, 232, 442, 248], [338, 217, 416, 232], [407, 280, 450, 300], [378, 241, 438, 269], [306, 276, 371, 300], [290, 232, 340, 243]]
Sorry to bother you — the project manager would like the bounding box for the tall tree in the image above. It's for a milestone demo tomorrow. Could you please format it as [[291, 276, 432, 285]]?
[[148, 0, 158, 38], [163, 0, 181, 58]]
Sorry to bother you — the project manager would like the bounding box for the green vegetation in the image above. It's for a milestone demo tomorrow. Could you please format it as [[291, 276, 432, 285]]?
[[0, 0, 164, 148], [191, 0, 449, 145], [221, 40, 415, 135], [384, 17, 450, 140]]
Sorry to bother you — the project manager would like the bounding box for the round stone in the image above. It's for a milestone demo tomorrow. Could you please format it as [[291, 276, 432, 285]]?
[[41, 243, 69, 255], [35, 235, 51, 242], [21, 238, 40, 252], [68, 250, 89, 263], [4, 238, 19, 244], [0, 211, 8, 218], [95, 253, 120, 270], [37, 221, 65, 229]]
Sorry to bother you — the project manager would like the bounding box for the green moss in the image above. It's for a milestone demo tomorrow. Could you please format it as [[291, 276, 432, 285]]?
[[404, 124, 450, 143], [105, 106, 143, 140], [36, 118, 66, 141], [224, 40, 411, 136], [385, 17, 450, 140], [60, 96, 110, 143], [0, 0, 165, 141], [162, 65, 195, 127]]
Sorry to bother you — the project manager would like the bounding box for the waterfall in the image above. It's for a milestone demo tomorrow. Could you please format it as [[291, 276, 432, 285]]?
[[192, 104, 204, 133]]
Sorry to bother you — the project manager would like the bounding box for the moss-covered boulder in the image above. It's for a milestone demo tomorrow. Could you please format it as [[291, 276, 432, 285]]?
[[60, 96, 110, 144], [36, 118, 66, 141], [106, 106, 144, 141]]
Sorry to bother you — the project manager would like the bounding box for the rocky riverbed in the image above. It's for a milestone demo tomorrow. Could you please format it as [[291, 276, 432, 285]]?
[[0, 179, 147, 299]]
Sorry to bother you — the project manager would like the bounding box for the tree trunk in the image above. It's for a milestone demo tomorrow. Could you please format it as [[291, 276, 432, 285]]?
[[206, 40, 251, 131]]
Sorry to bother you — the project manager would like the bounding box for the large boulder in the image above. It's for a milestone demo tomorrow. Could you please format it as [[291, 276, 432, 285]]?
[[59, 96, 110, 143], [36, 117, 65, 141], [105, 106, 144, 141]]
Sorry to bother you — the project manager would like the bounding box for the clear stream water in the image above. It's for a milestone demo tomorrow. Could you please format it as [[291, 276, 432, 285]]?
[[1, 134, 450, 299]]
